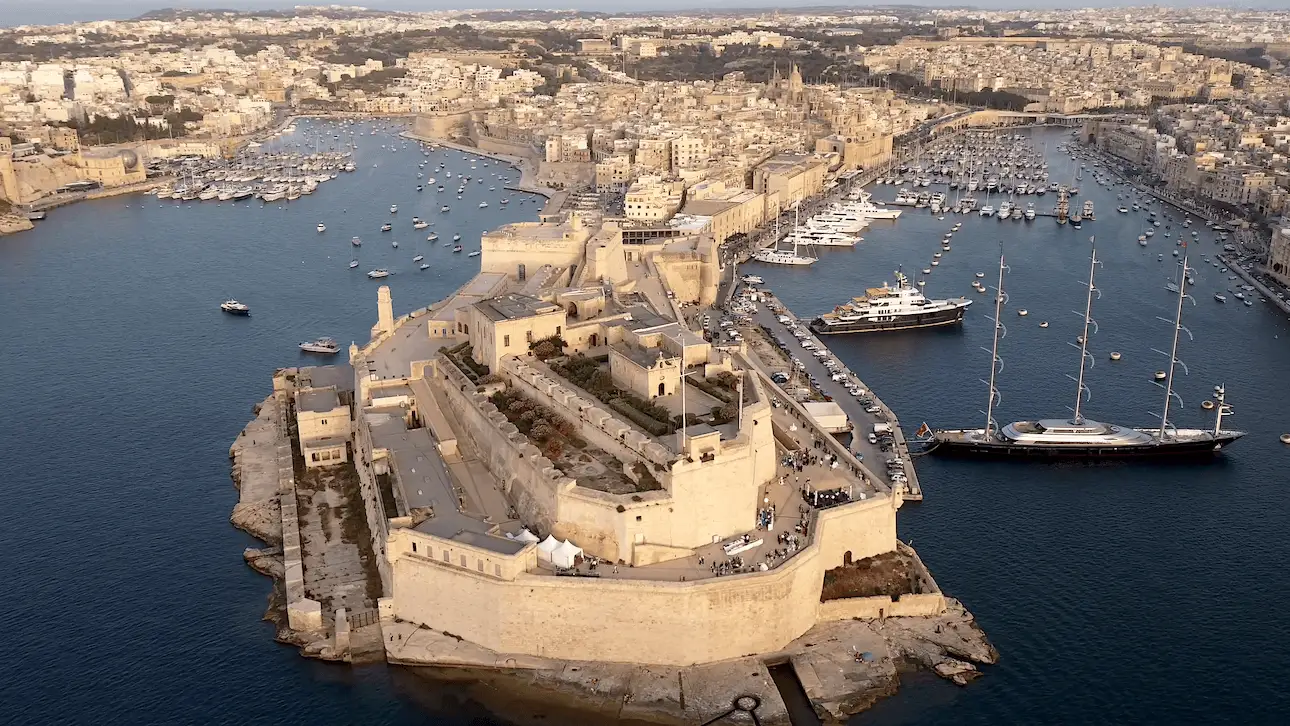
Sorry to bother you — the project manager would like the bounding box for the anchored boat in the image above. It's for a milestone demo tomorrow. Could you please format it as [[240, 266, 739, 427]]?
[[810, 270, 971, 335], [925, 239, 1244, 459]]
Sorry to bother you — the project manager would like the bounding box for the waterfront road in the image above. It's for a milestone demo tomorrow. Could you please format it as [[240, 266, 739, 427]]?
[[742, 289, 922, 500]]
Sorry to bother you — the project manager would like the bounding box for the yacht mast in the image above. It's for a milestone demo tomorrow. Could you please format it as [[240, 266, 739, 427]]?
[[982, 248, 1007, 438], [1157, 250, 1193, 438], [1069, 238, 1099, 424]]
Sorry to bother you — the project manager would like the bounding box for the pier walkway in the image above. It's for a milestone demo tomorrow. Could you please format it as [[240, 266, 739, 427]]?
[[742, 287, 922, 501]]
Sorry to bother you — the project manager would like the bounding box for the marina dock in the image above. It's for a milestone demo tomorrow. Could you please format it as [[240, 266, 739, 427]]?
[[741, 285, 923, 501]]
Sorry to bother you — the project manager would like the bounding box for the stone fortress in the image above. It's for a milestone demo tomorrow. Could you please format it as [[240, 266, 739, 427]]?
[[236, 179, 994, 723]]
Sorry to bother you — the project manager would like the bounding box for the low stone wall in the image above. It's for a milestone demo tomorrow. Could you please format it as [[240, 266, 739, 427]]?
[[272, 389, 323, 632], [817, 592, 946, 620]]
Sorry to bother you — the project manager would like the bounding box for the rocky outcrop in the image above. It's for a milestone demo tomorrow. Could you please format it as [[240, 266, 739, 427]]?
[[0, 214, 34, 237], [232, 500, 282, 545]]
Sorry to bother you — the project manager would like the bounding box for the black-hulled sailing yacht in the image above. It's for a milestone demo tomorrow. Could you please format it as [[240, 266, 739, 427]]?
[[926, 239, 1244, 458]]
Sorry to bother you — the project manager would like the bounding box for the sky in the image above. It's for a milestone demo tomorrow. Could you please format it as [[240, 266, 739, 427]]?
[[0, 1, 1281, 29]]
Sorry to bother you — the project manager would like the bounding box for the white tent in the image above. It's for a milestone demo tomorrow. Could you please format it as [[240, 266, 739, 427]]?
[[514, 529, 540, 544], [536, 535, 560, 563], [551, 539, 584, 569]]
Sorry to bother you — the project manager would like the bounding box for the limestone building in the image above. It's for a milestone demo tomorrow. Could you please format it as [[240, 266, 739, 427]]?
[[296, 385, 352, 468], [1269, 226, 1290, 288]]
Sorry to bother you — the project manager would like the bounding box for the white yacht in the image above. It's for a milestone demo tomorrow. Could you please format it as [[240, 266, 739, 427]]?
[[754, 236, 817, 265], [316, 222, 326, 233], [1024, 204, 1036, 221], [299, 338, 340, 354], [979, 204, 995, 218], [390, 204, 398, 213], [479, 201, 488, 208], [810, 270, 971, 334], [840, 190, 902, 219], [220, 300, 250, 315], [367, 269, 390, 279], [413, 221, 429, 229], [784, 229, 857, 248]]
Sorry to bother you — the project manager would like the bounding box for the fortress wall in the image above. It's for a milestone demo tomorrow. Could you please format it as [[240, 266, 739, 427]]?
[[436, 358, 573, 535], [386, 495, 899, 665], [480, 235, 585, 277], [813, 495, 898, 568]]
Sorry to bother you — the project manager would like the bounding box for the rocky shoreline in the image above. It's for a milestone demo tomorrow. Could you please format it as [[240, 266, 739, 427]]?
[[386, 598, 995, 724]]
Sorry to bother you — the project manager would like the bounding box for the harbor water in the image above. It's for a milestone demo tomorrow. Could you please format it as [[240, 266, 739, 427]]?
[[3, 122, 1289, 725]]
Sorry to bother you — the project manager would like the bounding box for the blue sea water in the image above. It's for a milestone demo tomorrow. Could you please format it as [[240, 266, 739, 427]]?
[[3, 122, 1288, 725]]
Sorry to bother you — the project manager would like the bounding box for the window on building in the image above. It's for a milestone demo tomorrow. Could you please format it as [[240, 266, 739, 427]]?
[[412, 542, 417, 553], [636, 515, 643, 522], [556, 325, 561, 336], [320, 419, 327, 425], [504, 334, 510, 347], [477, 560, 484, 573], [442, 550, 450, 563], [494, 564, 502, 577], [460, 555, 467, 567], [311, 453, 319, 462], [526, 330, 533, 343]]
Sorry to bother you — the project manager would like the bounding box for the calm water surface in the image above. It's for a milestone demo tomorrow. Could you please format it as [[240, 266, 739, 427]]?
[[4, 123, 1289, 725]]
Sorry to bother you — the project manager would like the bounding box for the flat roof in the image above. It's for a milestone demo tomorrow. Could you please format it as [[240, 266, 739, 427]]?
[[302, 365, 354, 393], [474, 293, 561, 322], [297, 387, 340, 413], [367, 412, 526, 555]]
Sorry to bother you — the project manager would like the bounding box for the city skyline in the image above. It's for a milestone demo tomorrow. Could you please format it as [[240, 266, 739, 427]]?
[[4, 1, 1288, 28]]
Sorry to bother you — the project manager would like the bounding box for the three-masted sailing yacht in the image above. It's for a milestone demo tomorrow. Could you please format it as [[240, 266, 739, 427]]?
[[926, 239, 1244, 458]]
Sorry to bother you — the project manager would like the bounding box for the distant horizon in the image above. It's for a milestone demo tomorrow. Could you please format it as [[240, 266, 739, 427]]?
[[1, 0, 1284, 29]]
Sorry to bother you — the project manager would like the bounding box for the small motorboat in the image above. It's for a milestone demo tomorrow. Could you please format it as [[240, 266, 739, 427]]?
[[427, 233, 439, 241], [1039, 321, 1049, 328], [1110, 352, 1122, 361], [441, 206, 450, 212], [220, 299, 250, 316], [300, 337, 340, 354], [1201, 400, 1215, 410], [316, 222, 326, 232], [1018, 309, 1029, 317], [413, 254, 424, 262], [351, 236, 362, 246], [390, 205, 398, 213], [975, 272, 985, 278], [367, 268, 390, 279], [479, 201, 488, 208], [380, 223, 392, 232], [1154, 370, 1168, 381], [419, 263, 430, 270], [392, 240, 399, 248], [468, 250, 481, 257], [452, 245, 463, 253], [349, 260, 359, 269], [413, 221, 429, 229], [453, 234, 461, 241]]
